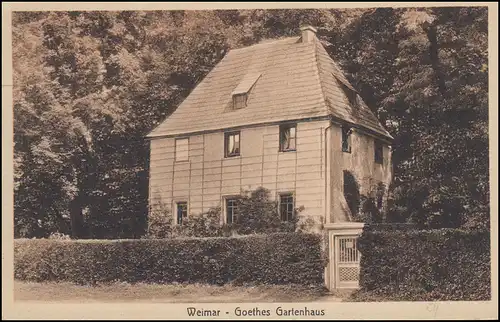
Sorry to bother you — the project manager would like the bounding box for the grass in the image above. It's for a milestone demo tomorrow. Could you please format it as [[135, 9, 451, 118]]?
[[14, 281, 347, 303]]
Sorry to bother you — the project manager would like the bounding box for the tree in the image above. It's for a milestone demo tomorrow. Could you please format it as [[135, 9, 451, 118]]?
[[12, 8, 490, 238]]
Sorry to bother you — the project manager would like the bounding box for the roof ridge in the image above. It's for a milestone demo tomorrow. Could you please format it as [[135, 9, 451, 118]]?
[[314, 40, 393, 140], [313, 39, 331, 118], [229, 36, 299, 53]]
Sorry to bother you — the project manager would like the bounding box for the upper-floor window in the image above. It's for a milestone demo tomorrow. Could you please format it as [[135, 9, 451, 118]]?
[[279, 193, 295, 222], [224, 131, 240, 157], [279, 124, 297, 152], [342, 126, 352, 153], [175, 138, 189, 162], [374, 140, 383, 164], [176, 201, 188, 225]]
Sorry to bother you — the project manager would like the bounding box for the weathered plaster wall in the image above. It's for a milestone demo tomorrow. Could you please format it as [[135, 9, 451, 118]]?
[[328, 122, 392, 223], [149, 120, 330, 225]]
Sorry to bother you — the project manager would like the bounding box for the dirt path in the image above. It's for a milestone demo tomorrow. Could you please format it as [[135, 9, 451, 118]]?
[[14, 281, 347, 303]]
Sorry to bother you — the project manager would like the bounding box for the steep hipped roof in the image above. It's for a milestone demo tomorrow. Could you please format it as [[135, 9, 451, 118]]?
[[147, 33, 393, 141]]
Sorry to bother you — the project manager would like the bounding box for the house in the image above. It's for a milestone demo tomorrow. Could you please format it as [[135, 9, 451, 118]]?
[[146, 26, 393, 289]]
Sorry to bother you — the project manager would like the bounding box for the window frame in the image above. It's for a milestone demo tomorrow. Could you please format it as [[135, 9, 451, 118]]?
[[279, 123, 297, 152], [232, 93, 248, 109], [278, 192, 295, 222], [223, 196, 240, 224], [174, 137, 190, 162], [341, 126, 352, 153], [174, 201, 188, 225], [224, 131, 241, 158], [374, 140, 384, 164]]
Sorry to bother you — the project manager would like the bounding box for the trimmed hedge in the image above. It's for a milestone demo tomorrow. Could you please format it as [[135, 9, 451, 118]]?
[[356, 227, 491, 301], [15, 232, 326, 286]]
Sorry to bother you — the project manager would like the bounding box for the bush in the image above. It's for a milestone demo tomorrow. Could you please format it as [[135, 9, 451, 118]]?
[[355, 227, 491, 301], [147, 204, 224, 238], [147, 187, 314, 238], [230, 187, 304, 235], [14, 232, 325, 286]]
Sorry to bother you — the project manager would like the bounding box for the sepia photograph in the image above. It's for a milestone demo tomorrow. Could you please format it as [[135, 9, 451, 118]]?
[[3, 2, 497, 320]]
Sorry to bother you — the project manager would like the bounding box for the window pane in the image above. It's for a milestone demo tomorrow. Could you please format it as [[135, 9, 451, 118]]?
[[234, 134, 240, 153], [342, 127, 351, 153], [228, 135, 234, 154], [177, 202, 187, 225]]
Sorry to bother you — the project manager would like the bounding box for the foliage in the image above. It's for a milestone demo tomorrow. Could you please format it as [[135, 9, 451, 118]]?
[[355, 226, 491, 301], [12, 8, 490, 238], [147, 204, 223, 239], [14, 233, 325, 286], [48, 232, 72, 240], [229, 187, 307, 235], [147, 187, 316, 238], [328, 7, 489, 230]]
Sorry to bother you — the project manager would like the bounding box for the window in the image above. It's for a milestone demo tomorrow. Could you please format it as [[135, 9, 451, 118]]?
[[230, 73, 261, 110], [224, 131, 240, 157], [341, 126, 352, 153], [232, 94, 247, 109], [279, 193, 295, 222], [176, 201, 188, 225], [225, 198, 239, 224], [374, 140, 383, 164], [377, 194, 383, 209], [175, 138, 189, 162], [279, 124, 296, 152]]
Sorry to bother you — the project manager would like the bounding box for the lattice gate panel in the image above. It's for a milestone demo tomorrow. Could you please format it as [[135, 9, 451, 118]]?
[[338, 266, 359, 282]]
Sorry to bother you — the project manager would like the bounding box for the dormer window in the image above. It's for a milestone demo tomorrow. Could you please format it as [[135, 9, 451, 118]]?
[[230, 72, 261, 110], [232, 93, 247, 109]]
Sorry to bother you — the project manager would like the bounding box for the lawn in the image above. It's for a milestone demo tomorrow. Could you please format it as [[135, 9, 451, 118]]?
[[14, 281, 348, 303]]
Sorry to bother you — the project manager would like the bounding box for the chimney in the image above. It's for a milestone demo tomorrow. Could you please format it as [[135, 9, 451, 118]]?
[[300, 25, 317, 43]]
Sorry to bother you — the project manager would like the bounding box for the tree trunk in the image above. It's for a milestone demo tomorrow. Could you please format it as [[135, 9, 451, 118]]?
[[69, 194, 84, 239], [424, 23, 448, 98]]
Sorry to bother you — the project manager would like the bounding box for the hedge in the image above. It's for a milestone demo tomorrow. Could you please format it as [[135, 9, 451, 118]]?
[[14, 232, 326, 286], [356, 227, 491, 301]]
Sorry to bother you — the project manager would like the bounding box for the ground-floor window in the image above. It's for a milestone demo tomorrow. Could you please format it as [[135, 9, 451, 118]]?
[[225, 198, 239, 224], [279, 193, 295, 222], [176, 201, 188, 225]]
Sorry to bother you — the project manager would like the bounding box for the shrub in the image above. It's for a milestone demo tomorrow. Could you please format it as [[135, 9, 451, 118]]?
[[230, 187, 304, 235], [147, 187, 312, 238], [147, 204, 224, 238], [147, 201, 174, 239], [355, 227, 491, 301], [14, 232, 325, 286]]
